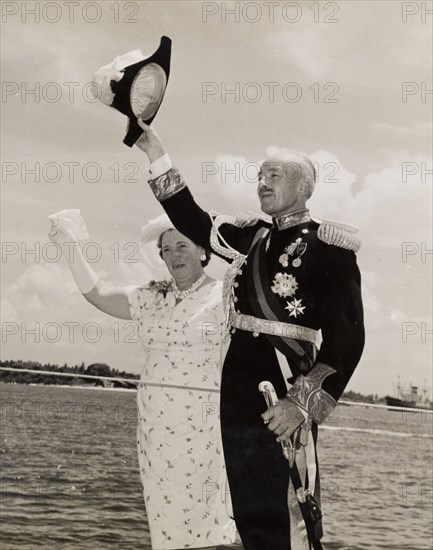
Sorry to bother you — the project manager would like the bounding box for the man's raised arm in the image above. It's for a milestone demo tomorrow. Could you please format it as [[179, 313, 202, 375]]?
[[135, 121, 214, 250], [134, 120, 269, 259]]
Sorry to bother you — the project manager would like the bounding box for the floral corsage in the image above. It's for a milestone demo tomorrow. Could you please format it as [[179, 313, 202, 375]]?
[[147, 279, 174, 299]]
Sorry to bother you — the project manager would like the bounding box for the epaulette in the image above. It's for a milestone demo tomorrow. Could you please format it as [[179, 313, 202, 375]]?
[[314, 218, 361, 252]]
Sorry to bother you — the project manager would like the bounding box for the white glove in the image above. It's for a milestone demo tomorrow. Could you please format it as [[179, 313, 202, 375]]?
[[47, 209, 97, 295], [48, 209, 89, 244]]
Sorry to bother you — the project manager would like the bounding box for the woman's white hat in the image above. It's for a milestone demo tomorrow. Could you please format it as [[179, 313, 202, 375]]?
[[139, 213, 174, 273]]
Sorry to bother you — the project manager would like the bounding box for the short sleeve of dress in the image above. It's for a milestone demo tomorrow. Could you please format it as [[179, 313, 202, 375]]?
[[125, 285, 153, 321]]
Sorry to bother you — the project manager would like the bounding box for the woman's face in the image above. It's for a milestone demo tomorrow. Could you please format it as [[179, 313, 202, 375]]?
[[160, 229, 204, 284]]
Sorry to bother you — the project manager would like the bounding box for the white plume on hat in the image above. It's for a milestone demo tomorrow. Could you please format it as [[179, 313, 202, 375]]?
[[91, 50, 147, 105], [139, 213, 174, 275]]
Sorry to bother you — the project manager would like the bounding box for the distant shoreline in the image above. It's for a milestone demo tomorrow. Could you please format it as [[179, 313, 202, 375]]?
[[0, 380, 382, 402], [0, 381, 137, 393]]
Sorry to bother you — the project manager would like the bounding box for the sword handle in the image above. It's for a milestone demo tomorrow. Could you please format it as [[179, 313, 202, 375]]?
[[259, 381, 296, 466], [258, 380, 279, 407]]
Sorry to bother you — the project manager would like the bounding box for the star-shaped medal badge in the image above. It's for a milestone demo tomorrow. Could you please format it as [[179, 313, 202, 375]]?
[[271, 273, 299, 298], [285, 298, 305, 318]]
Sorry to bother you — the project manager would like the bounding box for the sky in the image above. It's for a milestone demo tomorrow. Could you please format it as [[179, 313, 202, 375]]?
[[1, 0, 432, 398]]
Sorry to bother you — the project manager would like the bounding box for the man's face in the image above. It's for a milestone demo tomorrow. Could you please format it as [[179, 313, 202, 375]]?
[[257, 156, 308, 217]]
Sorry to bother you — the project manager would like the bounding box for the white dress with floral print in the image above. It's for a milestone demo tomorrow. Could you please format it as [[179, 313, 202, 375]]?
[[127, 279, 236, 549]]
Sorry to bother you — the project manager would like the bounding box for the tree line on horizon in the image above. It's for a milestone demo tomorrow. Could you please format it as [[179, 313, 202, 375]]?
[[0, 359, 381, 401], [0, 359, 139, 388]]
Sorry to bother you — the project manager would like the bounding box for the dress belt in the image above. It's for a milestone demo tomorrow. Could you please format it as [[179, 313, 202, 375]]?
[[229, 310, 321, 348]]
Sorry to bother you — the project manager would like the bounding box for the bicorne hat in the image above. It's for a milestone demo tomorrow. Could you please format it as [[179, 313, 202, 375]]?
[[91, 36, 171, 147]]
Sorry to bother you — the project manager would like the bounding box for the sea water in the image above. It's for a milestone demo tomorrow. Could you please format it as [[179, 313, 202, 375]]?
[[0, 383, 432, 549]]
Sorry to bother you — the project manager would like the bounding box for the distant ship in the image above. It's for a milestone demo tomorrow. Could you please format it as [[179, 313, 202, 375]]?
[[385, 379, 433, 410]]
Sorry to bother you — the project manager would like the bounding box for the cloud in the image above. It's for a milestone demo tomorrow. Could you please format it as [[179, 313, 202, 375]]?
[[1, 2, 431, 395], [200, 147, 431, 254], [373, 122, 423, 138], [1, 260, 144, 375], [9, 263, 75, 306], [267, 3, 431, 84], [201, 143, 431, 326], [362, 274, 407, 330], [307, 149, 357, 219], [1, 298, 17, 323], [204, 154, 263, 215], [349, 166, 431, 245], [306, 150, 431, 247], [109, 256, 161, 285]]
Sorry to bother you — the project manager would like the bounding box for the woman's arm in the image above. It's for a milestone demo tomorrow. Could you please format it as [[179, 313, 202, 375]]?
[[83, 282, 132, 320], [48, 220, 132, 320]]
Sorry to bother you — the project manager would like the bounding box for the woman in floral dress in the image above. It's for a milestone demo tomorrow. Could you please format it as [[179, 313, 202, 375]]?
[[48, 212, 236, 550]]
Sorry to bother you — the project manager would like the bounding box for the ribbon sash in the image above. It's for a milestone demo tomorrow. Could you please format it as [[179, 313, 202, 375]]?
[[246, 232, 317, 377]]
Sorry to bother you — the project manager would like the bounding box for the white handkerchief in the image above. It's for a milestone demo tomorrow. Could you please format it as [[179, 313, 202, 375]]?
[[48, 209, 89, 243]]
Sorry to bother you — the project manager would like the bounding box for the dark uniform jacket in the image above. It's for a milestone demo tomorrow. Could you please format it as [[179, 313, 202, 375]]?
[[149, 165, 365, 417]]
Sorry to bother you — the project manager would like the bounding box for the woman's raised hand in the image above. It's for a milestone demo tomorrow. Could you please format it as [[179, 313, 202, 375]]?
[[48, 209, 89, 248], [48, 220, 78, 247]]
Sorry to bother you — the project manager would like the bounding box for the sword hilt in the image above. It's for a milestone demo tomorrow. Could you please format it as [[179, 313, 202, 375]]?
[[258, 380, 278, 408], [259, 380, 296, 466]]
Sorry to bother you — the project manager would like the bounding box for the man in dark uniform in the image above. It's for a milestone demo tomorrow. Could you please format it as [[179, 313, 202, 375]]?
[[134, 121, 365, 550]]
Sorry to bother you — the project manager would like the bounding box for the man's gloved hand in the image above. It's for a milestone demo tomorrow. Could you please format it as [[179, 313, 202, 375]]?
[[135, 119, 166, 163], [261, 396, 305, 444]]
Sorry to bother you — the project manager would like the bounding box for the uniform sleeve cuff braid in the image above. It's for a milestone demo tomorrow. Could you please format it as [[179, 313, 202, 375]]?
[[148, 166, 186, 202]]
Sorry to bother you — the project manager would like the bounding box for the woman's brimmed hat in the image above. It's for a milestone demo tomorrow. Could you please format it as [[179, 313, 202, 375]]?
[[91, 36, 171, 147], [139, 213, 174, 274]]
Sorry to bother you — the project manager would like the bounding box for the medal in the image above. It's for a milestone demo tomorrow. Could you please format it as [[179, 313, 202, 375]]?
[[279, 254, 289, 267], [279, 238, 307, 268], [271, 273, 299, 297], [285, 298, 306, 318]]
